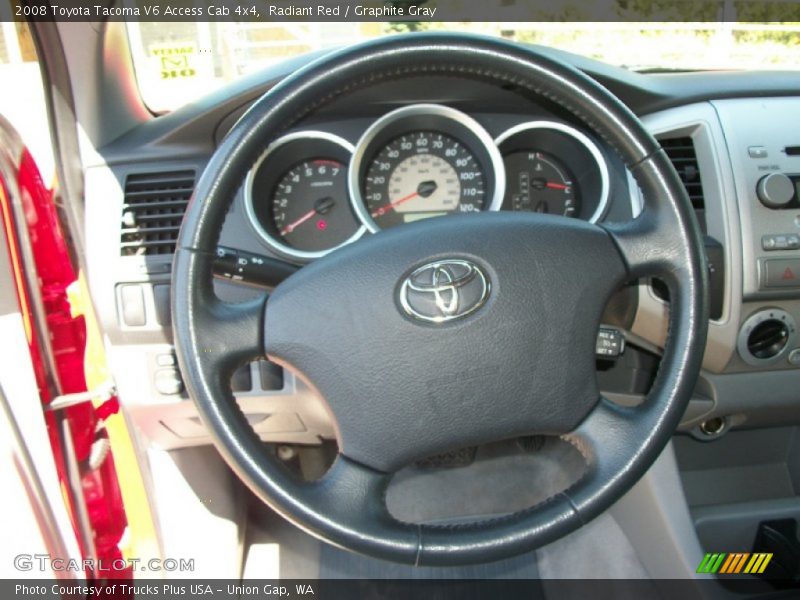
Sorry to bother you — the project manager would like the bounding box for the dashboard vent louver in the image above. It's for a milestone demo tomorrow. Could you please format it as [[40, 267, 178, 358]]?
[[659, 136, 706, 226], [120, 170, 195, 256]]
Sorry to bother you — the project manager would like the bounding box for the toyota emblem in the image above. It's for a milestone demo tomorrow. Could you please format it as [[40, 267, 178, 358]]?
[[399, 259, 490, 323]]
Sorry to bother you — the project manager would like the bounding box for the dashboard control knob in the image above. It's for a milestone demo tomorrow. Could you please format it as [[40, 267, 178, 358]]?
[[747, 319, 789, 359], [788, 348, 800, 366], [757, 173, 795, 208], [154, 368, 184, 396], [738, 308, 797, 366]]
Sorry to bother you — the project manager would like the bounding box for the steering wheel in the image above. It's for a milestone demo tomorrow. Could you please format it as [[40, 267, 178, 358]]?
[[172, 33, 708, 566]]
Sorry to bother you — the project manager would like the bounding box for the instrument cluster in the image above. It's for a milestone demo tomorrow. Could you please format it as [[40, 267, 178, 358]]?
[[244, 103, 610, 261]]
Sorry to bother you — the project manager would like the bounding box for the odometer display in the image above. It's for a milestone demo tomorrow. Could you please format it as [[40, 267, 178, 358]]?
[[363, 131, 486, 229]]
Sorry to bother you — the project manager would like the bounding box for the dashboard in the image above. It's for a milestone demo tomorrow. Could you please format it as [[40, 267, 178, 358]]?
[[79, 46, 800, 450]]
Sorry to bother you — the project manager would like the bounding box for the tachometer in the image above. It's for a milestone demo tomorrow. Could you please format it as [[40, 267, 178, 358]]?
[[245, 132, 364, 261], [271, 159, 357, 252], [350, 104, 504, 232]]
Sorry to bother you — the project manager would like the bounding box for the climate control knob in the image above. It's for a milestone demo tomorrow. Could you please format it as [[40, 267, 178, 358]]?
[[747, 319, 789, 359], [757, 173, 794, 209], [738, 308, 797, 366]]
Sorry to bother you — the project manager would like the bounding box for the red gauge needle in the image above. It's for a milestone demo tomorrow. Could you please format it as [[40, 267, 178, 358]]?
[[371, 191, 419, 218], [280, 209, 316, 235], [532, 178, 569, 191], [280, 196, 336, 236], [371, 180, 438, 218]]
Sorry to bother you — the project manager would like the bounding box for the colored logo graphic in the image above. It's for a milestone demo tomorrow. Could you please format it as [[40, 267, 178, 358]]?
[[697, 552, 773, 575]]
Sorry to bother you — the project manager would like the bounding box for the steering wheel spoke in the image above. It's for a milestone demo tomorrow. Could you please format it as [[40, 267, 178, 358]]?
[[561, 397, 645, 519], [604, 150, 706, 284], [604, 213, 675, 280], [199, 295, 267, 371], [296, 456, 421, 563], [173, 247, 267, 378]]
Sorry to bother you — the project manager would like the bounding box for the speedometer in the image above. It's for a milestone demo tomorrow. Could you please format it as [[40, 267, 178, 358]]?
[[349, 104, 504, 232], [363, 131, 486, 229]]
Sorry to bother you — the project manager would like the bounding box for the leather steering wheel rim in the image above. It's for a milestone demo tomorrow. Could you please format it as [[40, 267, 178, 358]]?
[[172, 33, 708, 566]]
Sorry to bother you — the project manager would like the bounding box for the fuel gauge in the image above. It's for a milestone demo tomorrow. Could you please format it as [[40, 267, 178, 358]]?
[[504, 150, 580, 218], [495, 121, 610, 223]]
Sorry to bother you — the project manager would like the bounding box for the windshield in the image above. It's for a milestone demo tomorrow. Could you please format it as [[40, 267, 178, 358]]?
[[127, 21, 800, 113]]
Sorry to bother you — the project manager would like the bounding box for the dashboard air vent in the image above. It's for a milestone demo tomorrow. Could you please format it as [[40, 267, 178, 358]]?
[[659, 136, 706, 228], [120, 170, 195, 256]]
